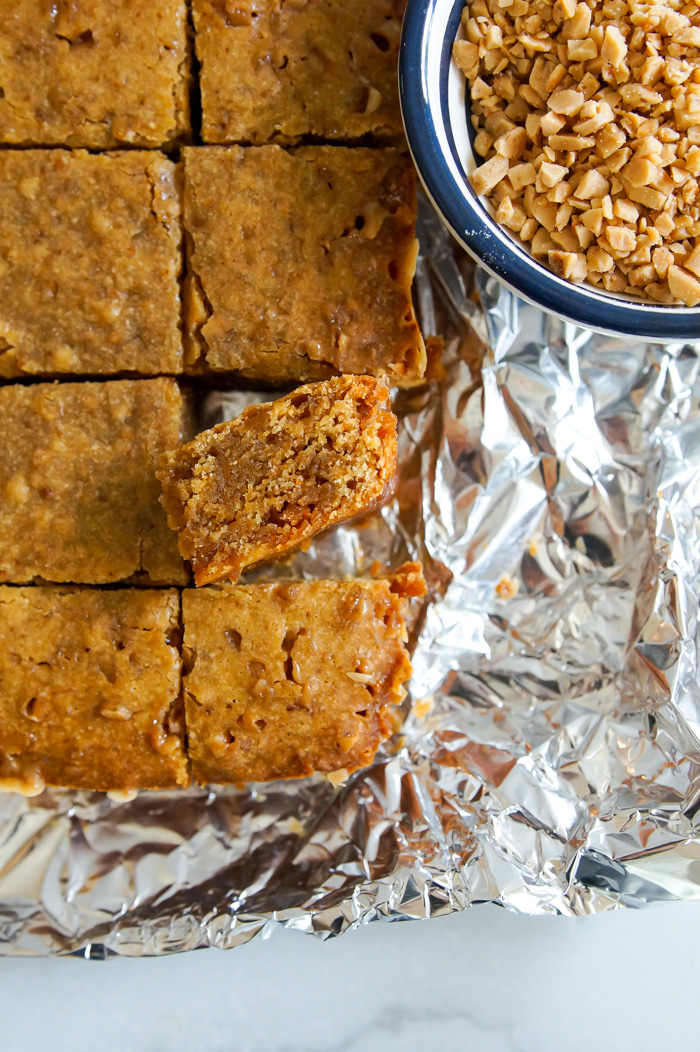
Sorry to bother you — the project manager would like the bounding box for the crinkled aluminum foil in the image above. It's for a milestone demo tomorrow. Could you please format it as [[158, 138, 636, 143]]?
[[3, 201, 700, 957]]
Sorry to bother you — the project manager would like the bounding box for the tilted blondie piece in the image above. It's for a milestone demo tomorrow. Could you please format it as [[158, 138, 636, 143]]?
[[0, 587, 188, 794], [0, 0, 190, 147], [193, 0, 406, 145], [0, 150, 183, 378], [0, 379, 189, 585], [158, 376, 398, 586], [182, 563, 426, 786], [183, 145, 425, 383]]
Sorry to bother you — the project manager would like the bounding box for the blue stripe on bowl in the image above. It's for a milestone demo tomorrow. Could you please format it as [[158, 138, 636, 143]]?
[[399, 0, 700, 342]]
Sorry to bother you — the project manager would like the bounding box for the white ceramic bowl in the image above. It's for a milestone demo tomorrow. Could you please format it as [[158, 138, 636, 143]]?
[[399, 0, 700, 341]]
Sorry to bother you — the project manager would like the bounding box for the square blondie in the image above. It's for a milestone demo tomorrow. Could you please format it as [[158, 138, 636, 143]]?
[[0, 0, 190, 147], [0, 150, 183, 378], [193, 0, 405, 145], [183, 146, 424, 383], [0, 379, 188, 585], [158, 376, 398, 585], [182, 564, 425, 785], [0, 587, 188, 794]]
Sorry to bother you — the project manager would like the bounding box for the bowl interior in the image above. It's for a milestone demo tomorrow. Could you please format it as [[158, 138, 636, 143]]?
[[400, 0, 700, 341]]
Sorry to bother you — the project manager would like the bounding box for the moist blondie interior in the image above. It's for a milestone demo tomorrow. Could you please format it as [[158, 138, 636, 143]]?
[[158, 376, 398, 585]]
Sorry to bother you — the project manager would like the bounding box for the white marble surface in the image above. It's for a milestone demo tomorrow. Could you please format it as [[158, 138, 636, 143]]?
[[1, 900, 698, 1051]]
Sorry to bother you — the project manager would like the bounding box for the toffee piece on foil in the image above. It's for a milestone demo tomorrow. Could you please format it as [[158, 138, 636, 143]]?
[[0, 587, 188, 795], [182, 563, 426, 786], [158, 376, 398, 586]]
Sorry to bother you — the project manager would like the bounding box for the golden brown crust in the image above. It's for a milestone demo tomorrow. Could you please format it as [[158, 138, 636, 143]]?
[[0, 0, 190, 148], [0, 587, 188, 793], [182, 145, 425, 383], [182, 565, 425, 786], [158, 376, 398, 586], [0, 379, 189, 585], [0, 150, 183, 378], [193, 0, 406, 145]]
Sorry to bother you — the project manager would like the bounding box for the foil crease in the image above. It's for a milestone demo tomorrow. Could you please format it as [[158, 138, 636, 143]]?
[[3, 203, 700, 956]]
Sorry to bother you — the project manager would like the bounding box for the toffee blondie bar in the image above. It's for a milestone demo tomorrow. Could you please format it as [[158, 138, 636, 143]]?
[[0, 150, 183, 378], [182, 563, 425, 785], [158, 376, 398, 585], [0, 379, 188, 585], [193, 0, 405, 145], [0, 587, 187, 794], [0, 0, 190, 147], [183, 145, 425, 383]]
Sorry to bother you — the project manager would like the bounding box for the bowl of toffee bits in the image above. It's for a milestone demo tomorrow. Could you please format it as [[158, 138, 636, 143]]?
[[399, 0, 700, 340]]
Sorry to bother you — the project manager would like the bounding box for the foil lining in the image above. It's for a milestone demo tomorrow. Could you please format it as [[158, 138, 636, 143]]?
[[3, 201, 700, 956]]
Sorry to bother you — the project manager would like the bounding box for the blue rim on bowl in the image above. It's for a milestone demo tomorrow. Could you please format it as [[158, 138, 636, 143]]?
[[399, 0, 700, 342]]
